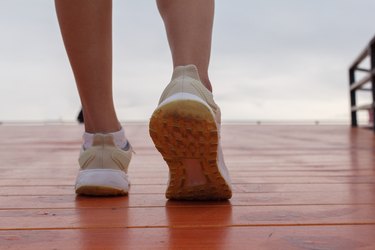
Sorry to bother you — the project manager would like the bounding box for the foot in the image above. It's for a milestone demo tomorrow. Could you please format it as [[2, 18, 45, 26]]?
[[149, 65, 232, 200], [75, 134, 132, 196]]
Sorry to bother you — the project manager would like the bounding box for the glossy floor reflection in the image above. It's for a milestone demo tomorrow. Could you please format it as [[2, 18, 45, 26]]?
[[0, 124, 375, 249]]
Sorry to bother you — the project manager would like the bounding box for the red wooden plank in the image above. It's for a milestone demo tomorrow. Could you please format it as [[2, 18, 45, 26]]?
[[1, 204, 375, 230], [1, 225, 375, 250]]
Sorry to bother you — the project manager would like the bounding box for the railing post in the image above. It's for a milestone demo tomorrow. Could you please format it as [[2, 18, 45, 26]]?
[[349, 68, 357, 127], [370, 39, 375, 131]]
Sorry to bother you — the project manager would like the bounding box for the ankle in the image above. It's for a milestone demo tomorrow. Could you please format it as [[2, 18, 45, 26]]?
[[84, 124, 121, 134], [200, 77, 212, 92], [83, 116, 121, 134], [83, 127, 128, 149], [194, 66, 212, 92]]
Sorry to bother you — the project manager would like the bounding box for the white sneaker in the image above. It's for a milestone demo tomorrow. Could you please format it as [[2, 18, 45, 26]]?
[[75, 134, 132, 196], [149, 65, 232, 200]]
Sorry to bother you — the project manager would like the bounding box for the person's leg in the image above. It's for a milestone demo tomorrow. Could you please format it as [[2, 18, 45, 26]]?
[[55, 0, 131, 196], [157, 0, 214, 92], [150, 0, 232, 200], [55, 0, 120, 133]]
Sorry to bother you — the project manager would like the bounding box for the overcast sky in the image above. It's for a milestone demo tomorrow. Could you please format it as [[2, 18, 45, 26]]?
[[0, 0, 374, 123]]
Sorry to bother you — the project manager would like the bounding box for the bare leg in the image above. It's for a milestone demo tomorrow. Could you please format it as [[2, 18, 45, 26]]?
[[157, 0, 214, 92], [55, 0, 120, 133]]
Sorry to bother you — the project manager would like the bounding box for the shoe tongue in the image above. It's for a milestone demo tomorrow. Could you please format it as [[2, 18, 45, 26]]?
[[172, 65, 201, 81]]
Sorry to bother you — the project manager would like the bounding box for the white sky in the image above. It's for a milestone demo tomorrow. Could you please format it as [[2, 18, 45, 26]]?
[[0, 0, 374, 122]]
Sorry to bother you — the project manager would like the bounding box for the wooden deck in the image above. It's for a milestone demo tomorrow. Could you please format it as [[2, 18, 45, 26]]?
[[0, 124, 375, 249]]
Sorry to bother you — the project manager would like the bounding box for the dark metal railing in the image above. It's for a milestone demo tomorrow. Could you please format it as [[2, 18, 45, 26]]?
[[349, 35, 375, 132]]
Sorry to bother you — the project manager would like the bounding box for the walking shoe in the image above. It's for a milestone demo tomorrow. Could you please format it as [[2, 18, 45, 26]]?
[[75, 134, 132, 196], [149, 64, 232, 200]]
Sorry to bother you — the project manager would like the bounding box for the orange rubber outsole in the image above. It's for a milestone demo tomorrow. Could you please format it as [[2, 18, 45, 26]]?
[[149, 100, 232, 200]]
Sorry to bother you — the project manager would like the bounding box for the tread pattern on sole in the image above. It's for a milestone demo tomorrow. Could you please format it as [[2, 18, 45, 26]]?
[[149, 99, 232, 200]]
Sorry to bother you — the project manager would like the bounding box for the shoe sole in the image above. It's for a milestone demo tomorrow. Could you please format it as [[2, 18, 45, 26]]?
[[75, 169, 129, 196], [149, 98, 232, 200]]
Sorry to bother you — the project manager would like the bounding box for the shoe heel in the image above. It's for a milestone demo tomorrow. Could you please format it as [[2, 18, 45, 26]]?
[[149, 99, 232, 200]]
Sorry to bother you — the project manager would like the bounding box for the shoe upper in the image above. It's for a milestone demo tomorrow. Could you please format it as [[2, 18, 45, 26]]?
[[157, 64, 232, 188], [158, 64, 221, 125], [78, 134, 132, 172]]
